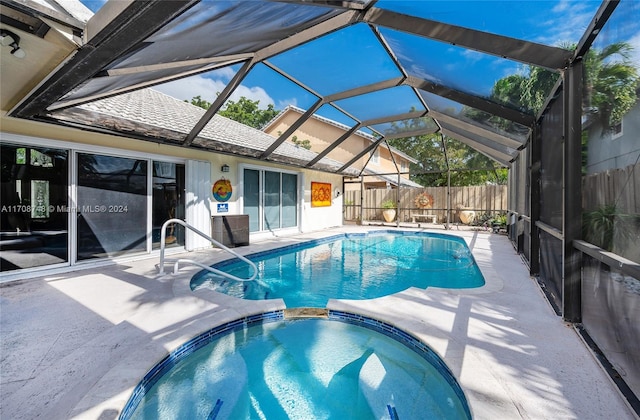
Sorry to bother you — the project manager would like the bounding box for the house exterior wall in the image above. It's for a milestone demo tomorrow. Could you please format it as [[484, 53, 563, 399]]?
[[264, 109, 413, 183], [586, 103, 640, 174], [265, 112, 370, 169], [0, 115, 343, 280]]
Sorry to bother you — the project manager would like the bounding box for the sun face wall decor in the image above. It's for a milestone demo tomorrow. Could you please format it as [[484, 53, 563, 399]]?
[[414, 192, 434, 209], [311, 182, 331, 207], [212, 178, 232, 202]]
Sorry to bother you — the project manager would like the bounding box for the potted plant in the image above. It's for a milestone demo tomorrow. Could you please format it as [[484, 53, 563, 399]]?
[[490, 213, 507, 233], [381, 199, 396, 222]]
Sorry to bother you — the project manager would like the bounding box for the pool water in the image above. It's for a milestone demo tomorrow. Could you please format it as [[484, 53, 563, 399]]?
[[191, 231, 484, 307], [125, 316, 471, 420]]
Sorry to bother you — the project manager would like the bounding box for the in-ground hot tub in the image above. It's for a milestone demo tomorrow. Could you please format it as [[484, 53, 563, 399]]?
[[121, 310, 471, 420]]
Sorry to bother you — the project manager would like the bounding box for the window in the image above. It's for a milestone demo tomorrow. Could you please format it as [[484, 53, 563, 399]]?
[[612, 121, 623, 139], [371, 148, 380, 165], [243, 167, 298, 232]]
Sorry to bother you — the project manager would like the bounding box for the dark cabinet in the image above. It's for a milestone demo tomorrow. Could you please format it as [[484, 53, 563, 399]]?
[[211, 215, 249, 247]]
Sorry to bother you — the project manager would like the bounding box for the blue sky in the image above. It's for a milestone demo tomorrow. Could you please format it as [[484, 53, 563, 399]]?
[[78, 0, 639, 126]]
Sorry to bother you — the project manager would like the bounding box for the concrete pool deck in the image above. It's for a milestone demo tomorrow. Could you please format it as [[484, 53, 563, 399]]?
[[1, 226, 637, 419]]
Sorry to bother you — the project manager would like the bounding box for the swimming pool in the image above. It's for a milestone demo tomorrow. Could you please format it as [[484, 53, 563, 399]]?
[[191, 231, 484, 307], [120, 310, 472, 420]]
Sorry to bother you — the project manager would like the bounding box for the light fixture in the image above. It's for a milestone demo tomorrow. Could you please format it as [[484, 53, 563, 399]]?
[[221, 164, 230, 173], [1, 29, 25, 59]]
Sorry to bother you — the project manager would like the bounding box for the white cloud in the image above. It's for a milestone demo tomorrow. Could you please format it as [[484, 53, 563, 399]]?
[[229, 85, 275, 109], [154, 74, 276, 109], [276, 97, 298, 109], [154, 75, 225, 104], [536, 2, 595, 47], [628, 32, 640, 67]]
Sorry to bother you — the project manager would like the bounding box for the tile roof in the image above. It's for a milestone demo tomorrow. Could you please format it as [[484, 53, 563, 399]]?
[[51, 88, 359, 175]]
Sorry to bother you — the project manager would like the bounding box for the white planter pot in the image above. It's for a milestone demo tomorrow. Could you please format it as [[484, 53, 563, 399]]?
[[383, 209, 396, 222], [459, 209, 476, 225]]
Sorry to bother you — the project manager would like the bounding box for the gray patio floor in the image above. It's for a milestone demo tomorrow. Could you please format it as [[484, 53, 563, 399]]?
[[1, 226, 636, 419]]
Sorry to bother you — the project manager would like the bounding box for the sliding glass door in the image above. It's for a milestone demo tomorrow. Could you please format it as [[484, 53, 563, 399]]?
[[76, 153, 148, 260], [1, 139, 190, 273], [152, 162, 185, 249], [244, 169, 260, 232], [0, 144, 69, 272], [281, 173, 297, 228], [243, 167, 298, 233]]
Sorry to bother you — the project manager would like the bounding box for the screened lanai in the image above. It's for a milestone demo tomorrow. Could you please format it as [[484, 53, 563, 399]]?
[[1, 0, 639, 412]]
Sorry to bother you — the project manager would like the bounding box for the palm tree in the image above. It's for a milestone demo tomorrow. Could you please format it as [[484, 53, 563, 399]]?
[[582, 42, 639, 129]]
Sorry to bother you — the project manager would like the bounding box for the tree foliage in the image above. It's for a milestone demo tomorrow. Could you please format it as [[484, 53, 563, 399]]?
[[290, 135, 312, 150], [186, 95, 211, 110], [388, 133, 507, 187], [219, 97, 279, 129], [489, 41, 639, 128], [187, 95, 279, 130], [583, 42, 639, 128], [385, 110, 507, 187]]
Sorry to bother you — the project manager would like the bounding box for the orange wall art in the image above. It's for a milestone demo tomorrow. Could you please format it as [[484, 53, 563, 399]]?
[[311, 182, 331, 207]]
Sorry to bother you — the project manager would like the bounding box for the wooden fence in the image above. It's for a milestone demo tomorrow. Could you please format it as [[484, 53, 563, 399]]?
[[344, 185, 507, 224], [583, 163, 639, 214]]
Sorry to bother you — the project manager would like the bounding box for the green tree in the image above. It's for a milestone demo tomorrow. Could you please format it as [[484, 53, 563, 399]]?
[[186, 95, 211, 110], [218, 97, 279, 129], [187, 95, 280, 130], [388, 133, 507, 187], [386, 110, 507, 187], [583, 42, 639, 128], [290, 135, 311, 150], [489, 42, 638, 128]]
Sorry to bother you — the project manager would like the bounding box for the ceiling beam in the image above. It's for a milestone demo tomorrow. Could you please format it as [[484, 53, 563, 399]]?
[[254, 10, 360, 62], [46, 58, 248, 111], [406, 75, 536, 127], [382, 126, 439, 140], [1, 0, 85, 32], [360, 110, 426, 126], [441, 128, 513, 165], [11, 0, 198, 118], [440, 122, 517, 157], [364, 7, 573, 71], [574, 0, 619, 60], [270, 0, 369, 11], [262, 61, 323, 99], [104, 53, 254, 76], [429, 109, 526, 149], [324, 76, 405, 102]]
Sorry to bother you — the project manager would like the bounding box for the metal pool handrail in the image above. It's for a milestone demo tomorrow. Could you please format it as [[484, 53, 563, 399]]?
[[158, 218, 257, 282]]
